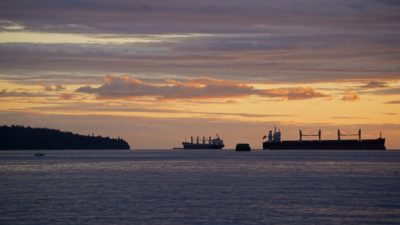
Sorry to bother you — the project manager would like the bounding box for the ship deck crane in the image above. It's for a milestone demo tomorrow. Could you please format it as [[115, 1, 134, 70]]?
[[299, 130, 321, 141]]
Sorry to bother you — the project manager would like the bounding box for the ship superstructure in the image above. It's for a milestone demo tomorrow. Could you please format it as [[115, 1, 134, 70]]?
[[182, 135, 224, 149], [263, 128, 385, 150]]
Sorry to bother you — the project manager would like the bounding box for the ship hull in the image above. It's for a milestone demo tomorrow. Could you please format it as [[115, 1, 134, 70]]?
[[263, 139, 385, 150], [182, 143, 224, 149]]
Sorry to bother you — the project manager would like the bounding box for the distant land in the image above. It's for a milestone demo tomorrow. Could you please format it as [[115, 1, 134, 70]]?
[[0, 125, 130, 150]]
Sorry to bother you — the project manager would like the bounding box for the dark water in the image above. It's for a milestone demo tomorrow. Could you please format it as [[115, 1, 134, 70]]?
[[1, 150, 400, 225]]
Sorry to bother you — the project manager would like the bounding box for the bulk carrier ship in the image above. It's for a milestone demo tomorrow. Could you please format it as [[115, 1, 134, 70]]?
[[263, 128, 385, 150], [179, 135, 225, 149]]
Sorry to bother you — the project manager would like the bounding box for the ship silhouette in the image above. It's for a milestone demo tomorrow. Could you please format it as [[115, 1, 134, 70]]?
[[263, 128, 385, 150], [181, 135, 225, 149]]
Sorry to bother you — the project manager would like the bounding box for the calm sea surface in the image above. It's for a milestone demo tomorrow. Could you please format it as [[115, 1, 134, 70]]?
[[1, 149, 400, 225]]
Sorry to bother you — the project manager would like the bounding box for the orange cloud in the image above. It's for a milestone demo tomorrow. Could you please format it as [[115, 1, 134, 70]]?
[[341, 91, 360, 101], [77, 75, 253, 100], [77, 75, 329, 101], [258, 87, 329, 100]]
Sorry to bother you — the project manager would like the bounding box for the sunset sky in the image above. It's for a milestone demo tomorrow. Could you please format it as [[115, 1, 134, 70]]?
[[1, 0, 399, 149]]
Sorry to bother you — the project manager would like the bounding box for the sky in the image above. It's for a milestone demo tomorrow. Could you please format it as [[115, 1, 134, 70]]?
[[0, 0, 400, 149]]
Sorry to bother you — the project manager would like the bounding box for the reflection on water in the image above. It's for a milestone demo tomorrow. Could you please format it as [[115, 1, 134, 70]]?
[[1, 150, 400, 224]]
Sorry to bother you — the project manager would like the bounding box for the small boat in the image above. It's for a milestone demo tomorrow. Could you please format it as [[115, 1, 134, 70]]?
[[236, 143, 251, 151], [34, 153, 45, 157]]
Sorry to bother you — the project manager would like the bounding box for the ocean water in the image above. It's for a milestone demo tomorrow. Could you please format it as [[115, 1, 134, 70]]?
[[1, 149, 400, 225]]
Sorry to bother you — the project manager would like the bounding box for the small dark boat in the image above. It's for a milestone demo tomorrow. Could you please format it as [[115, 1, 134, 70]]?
[[34, 153, 45, 157], [236, 143, 251, 151]]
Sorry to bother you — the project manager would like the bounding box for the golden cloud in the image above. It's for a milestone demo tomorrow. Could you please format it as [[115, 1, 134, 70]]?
[[341, 91, 360, 101]]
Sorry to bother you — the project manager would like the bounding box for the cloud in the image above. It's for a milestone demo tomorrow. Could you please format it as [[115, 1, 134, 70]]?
[[199, 112, 293, 118], [167, 76, 242, 86], [24, 102, 293, 119], [0, 1, 399, 84], [341, 91, 360, 101], [384, 100, 400, 104], [77, 75, 254, 100], [1, 39, 399, 84], [359, 81, 389, 89], [373, 88, 400, 95], [382, 112, 398, 115], [258, 87, 329, 100], [43, 84, 65, 92], [0, 89, 47, 98], [331, 116, 368, 119], [0, 20, 25, 30], [59, 93, 75, 100], [1, 1, 400, 34], [76, 75, 329, 100]]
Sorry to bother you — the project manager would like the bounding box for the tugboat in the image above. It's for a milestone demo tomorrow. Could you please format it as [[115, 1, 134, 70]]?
[[181, 135, 225, 149], [236, 143, 251, 151], [263, 128, 385, 150]]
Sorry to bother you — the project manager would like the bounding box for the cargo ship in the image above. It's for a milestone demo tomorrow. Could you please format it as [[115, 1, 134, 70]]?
[[180, 135, 225, 149], [263, 128, 385, 150]]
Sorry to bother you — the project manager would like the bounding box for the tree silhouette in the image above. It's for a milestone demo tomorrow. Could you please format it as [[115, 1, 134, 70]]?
[[0, 125, 130, 150]]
